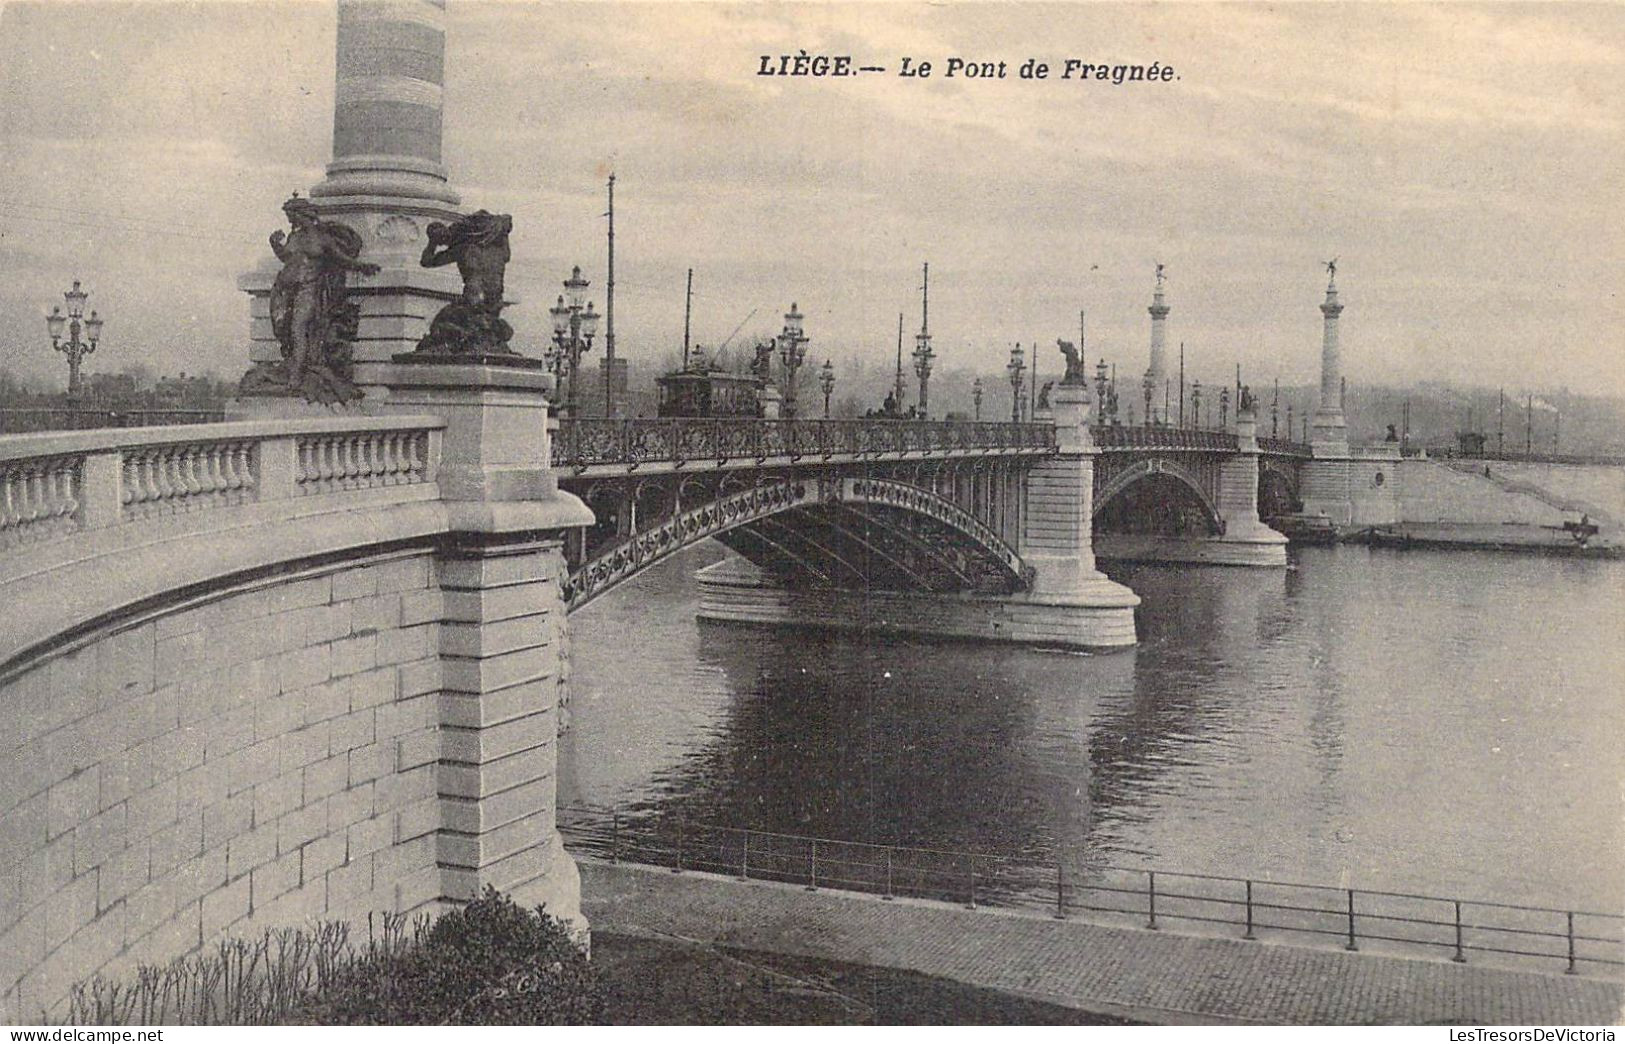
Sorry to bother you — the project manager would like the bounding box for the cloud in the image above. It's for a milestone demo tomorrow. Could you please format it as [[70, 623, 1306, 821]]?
[[0, 0, 1619, 397]]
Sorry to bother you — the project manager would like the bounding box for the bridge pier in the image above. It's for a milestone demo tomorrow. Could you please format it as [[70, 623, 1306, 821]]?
[[383, 360, 593, 928], [1206, 410, 1288, 565]]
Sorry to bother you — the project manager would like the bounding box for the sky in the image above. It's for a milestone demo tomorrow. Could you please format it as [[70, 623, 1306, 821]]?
[[0, 1, 1620, 399]]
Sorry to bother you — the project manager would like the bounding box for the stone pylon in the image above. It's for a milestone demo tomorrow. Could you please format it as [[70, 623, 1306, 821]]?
[[1145, 267, 1170, 424], [1302, 269, 1354, 523], [239, 0, 465, 408], [1312, 270, 1348, 451]]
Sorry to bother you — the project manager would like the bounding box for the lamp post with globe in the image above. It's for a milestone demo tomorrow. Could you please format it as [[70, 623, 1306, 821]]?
[[547, 265, 600, 418], [46, 280, 104, 399]]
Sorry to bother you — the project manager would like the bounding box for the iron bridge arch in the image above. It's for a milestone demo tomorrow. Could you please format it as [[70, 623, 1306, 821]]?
[[1091, 457, 1224, 531], [563, 472, 1033, 611]]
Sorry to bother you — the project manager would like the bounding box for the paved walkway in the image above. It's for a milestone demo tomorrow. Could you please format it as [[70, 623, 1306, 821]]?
[[580, 860, 1623, 1025]]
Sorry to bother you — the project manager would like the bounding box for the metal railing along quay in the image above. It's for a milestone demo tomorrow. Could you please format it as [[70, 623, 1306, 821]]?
[[559, 805, 1623, 978]]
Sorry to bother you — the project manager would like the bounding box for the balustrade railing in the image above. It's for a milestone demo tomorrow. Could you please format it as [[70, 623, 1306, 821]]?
[[0, 454, 82, 550], [0, 417, 442, 547], [559, 804, 1624, 977], [551, 418, 1055, 469], [295, 429, 432, 496]]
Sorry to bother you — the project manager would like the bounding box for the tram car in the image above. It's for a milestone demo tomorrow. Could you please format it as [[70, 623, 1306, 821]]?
[[655, 356, 764, 418]]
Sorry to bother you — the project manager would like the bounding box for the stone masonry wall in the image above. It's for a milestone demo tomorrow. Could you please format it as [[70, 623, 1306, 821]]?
[[1397, 459, 1571, 526], [0, 552, 444, 1022]]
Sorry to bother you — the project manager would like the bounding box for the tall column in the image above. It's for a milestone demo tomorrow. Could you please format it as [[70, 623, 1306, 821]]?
[[1145, 266, 1169, 423], [312, 0, 460, 206], [1312, 270, 1348, 450], [1301, 269, 1353, 523], [238, 0, 466, 412]]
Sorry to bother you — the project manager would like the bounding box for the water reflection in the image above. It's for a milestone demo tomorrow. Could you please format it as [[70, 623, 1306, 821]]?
[[562, 542, 1624, 911]]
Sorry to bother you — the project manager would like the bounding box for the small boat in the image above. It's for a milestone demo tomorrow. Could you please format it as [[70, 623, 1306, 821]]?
[[1265, 512, 1340, 545]]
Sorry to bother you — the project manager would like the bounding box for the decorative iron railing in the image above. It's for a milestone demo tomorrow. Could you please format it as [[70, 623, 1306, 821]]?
[[551, 419, 1056, 469], [1257, 435, 1314, 457], [1091, 425, 1239, 452], [560, 804, 1625, 977]]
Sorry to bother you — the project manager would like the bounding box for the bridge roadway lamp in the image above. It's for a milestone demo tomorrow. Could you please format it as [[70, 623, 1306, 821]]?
[[548, 265, 600, 419], [972, 377, 983, 420], [1220, 386, 1230, 429], [1006, 344, 1025, 423], [1094, 358, 1109, 418], [1142, 374, 1155, 427], [1191, 379, 1203, 429], [46, 280, 104, 399], [819, 358, 835, 417], [776, 302, 808, 418]]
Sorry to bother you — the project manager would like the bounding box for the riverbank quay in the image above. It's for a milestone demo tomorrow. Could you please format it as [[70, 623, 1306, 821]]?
[[1345, 523, 1620, 557], [579, 860, 1623, 1025]]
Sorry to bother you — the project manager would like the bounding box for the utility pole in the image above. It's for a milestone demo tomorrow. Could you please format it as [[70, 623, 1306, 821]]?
[[1498, 387, 1505, 456], [1178, 342, 1185, 427], [603, 173, 616, 416], [682, 268, 693, 369], [893, 312, 905, 410], [1030, 334, 1038, 414]]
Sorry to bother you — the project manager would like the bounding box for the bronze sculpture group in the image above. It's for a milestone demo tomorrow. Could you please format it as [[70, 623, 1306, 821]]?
[[240, 196, 379, 404], [241, 198, 518, 405], [413, 210, 516, 357]]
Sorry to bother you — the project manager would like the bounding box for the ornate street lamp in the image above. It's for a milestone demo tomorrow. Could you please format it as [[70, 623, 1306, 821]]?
[[1220, 386, 1231, 429], [46, 280, 104, 398], [776, 302, 808, 418], [1094, 358, 1109, 419], [1006, 344, 1025, 423], [548, 265, 600, 418], [1191, 379, 1203, 430], [819, 359, 835, 418], [972, 377, 983, 421], [1142, 374, 1155, 428]]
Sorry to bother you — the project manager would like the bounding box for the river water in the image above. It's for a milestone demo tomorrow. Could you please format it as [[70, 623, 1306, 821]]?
[[559, 543, 1624, 913]]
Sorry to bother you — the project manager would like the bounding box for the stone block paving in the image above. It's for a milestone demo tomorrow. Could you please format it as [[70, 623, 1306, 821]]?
[[580, 861, 1623, 1025]]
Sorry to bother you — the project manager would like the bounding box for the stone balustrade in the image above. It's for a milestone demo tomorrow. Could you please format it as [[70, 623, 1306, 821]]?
[[0, 454, 81, 550], [0, 417, 443, 542]]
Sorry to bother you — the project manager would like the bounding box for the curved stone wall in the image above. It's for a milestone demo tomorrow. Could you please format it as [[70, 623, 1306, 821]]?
[[0, 411, 591, 1022], [0, 551, 446, 1021]]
